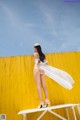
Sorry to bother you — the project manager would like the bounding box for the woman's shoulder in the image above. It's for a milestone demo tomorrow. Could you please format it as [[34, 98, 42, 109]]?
[[34, 52, 38, 56], [34, 52, 39, 59]]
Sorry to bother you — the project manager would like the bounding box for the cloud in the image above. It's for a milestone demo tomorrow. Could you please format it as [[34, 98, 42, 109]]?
[[0, 2, 44, 38], [0, 0, 80, 56], [36, 0, 59, 38], [0, 2, 17, 26], [0, 2, 45, 52], [37, 0, 54, 26], [50, 30, 58, 36], [0, 1, 58, 51], [0, 2, 35, 31]]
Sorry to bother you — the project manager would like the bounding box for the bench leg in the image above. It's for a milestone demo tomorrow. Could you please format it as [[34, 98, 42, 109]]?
[[36, 110, 47, 120], [71, 107, 77, 120], [23, 114, 27, 120], [48, 109, 67, 120], [77, 105, 80, 115], [66, 108, 70, 120]]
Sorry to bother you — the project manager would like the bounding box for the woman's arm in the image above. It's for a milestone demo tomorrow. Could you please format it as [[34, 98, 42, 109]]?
[[34, 52, 41, 71], [34, 52, 40, 64]]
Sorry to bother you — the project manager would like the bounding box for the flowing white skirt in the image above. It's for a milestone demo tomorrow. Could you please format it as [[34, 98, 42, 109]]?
[[39, 64, 74, 90]]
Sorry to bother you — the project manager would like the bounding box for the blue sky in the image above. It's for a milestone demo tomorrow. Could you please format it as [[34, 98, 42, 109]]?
[[0, 0, 80, 57]]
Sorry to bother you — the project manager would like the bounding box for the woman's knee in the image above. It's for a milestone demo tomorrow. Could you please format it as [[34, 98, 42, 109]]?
[[37, 84, 41, 90], [41, 84, 46, 89]]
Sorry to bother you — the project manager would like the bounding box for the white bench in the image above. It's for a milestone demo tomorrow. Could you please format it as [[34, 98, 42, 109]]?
[[18, 104, 80, 120]]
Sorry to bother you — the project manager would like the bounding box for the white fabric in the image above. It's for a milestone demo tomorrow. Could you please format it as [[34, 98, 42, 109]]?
[[35, 59, 74, 90], [35, 58, 39, 64], [34, 43, 40, 47]]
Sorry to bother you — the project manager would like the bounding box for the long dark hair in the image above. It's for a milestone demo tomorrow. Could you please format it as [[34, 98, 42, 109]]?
[[34, 45, 45, 62]]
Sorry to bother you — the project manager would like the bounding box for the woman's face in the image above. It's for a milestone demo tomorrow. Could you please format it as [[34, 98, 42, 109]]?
[[34, 47, 37, 52]]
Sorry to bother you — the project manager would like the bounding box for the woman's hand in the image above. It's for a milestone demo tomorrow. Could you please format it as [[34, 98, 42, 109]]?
[[44, 59, 48, 65], [38, 59, 40, 64]]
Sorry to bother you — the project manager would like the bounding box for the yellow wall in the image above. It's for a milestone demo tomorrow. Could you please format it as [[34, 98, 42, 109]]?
[[0, 51, 80, 120]]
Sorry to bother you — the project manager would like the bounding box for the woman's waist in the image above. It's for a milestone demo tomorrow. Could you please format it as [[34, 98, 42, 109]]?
[[39, 62, 47, 66]]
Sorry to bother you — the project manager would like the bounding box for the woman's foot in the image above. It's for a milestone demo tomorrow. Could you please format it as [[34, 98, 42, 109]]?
[[38, 101, 45, 108], [44, 99, 50, 107]]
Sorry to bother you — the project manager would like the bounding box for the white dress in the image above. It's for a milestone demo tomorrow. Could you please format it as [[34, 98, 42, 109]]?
[[35, 58, 74, 90]]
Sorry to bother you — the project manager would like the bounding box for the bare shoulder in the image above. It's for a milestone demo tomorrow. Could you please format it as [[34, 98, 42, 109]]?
[[34, 52, 38, 56], [34, 52, 39, 58]]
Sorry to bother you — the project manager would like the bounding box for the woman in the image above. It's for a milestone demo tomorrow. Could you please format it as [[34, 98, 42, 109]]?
[[33, 43, 74, 108], [33, 43, 50, 108]]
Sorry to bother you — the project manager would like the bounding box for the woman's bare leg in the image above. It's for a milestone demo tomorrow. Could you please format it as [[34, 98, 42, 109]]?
[[40, 73, 48, 99], [34, 70, 43, 102]]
